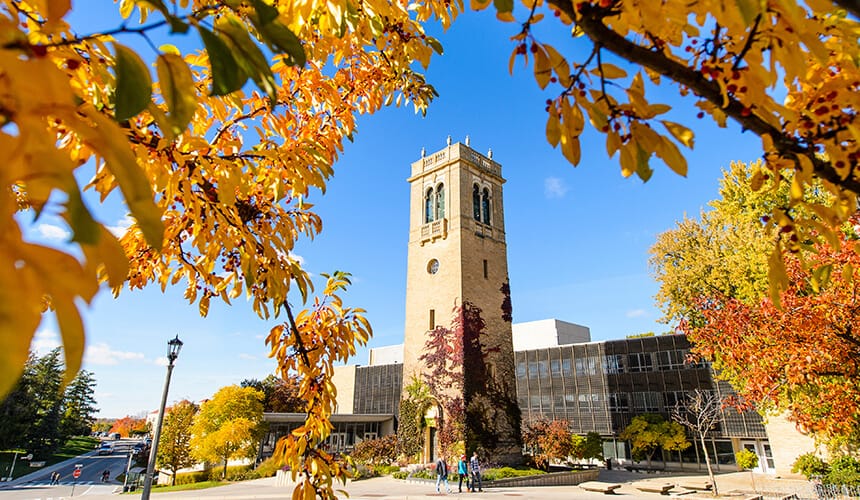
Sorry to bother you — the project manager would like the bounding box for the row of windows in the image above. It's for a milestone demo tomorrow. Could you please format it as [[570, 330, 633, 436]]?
[[516, 349, 703, 379], [422, 182, 493, 226], [520, 393, 604, 411], [521, 390, 703, 413], [608, 390, 695, 412]]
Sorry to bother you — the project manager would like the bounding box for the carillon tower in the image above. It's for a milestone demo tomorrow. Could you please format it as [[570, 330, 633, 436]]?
[[402, 136, 521, 463]]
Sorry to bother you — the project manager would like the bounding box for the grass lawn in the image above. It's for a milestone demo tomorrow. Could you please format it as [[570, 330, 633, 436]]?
[[147, 480, 228, 493], [0, 436, 99, 481]]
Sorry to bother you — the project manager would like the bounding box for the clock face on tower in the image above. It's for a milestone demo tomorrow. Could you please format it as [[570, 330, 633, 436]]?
[[427, 259, 440, 274]]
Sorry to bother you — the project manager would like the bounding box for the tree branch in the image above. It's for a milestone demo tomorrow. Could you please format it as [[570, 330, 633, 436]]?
[[546, 0, 860, 194]]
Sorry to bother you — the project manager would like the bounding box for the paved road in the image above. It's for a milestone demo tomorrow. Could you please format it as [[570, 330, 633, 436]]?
[[0, 439, 143, 499]]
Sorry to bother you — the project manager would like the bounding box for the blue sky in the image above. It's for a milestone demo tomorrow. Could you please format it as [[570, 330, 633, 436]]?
[[26, 5, 762, 418]]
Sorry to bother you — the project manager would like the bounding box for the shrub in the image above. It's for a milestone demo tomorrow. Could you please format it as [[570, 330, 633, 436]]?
[[792, 453, 829, 479], [482, 467, 546, 481], [826, 456, 860, 486], [735, 449, 759, 471], [392, 471, 409, 480], [174, 470, 211, 485], [351, 435, 398, 465], [254, 457, 285, 478], [373, 464, 401, 476], [409, 468, 436, 479]]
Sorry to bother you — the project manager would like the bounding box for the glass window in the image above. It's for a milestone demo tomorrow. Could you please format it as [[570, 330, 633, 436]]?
[[516, 361, 526, 378], [550, 359, 562, 377], [609, 393, 629, 411], [664, 391, 688, 409], [578, 394, 592, 410], [587, 357, 598, 375], [656, 349, 686, 369], [605, 354, 624, 374], [632, 391, 661, 412], [562, 358, 572, 376], [472, 184, 481, 220], [481, 188, 491, 224], [541, 395, 551, 409], [538, 360, 549, 378], [435, 183, 445, 220], [528, 361, 538, 378], [424, 188, 434, 223], [530, 395, 541, 409], [628, 352, 654, 372]]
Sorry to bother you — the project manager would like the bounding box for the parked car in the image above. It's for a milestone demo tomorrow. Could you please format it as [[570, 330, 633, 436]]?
[[97, 442, 114, 455], [110, 433, 121, 440]]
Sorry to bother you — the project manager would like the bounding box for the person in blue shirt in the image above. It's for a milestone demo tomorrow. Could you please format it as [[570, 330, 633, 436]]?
[[457, 454, 470, 492], [469, 452, 483, 492]]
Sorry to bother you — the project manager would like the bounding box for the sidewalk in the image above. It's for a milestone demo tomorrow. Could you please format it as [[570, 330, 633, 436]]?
[[0, 468, 815, 499]]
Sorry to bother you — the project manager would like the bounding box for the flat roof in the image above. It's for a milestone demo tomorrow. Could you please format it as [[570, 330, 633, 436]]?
[[263, 413, 395, 423]]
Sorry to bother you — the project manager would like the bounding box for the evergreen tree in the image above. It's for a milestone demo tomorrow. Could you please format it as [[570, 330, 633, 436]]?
[[26, 348, 65, 458], [0, 354, 37, 450], [60, 370, 98, 438]]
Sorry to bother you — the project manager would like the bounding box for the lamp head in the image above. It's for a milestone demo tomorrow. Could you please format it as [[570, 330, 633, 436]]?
[[167, 335, 183, 362]]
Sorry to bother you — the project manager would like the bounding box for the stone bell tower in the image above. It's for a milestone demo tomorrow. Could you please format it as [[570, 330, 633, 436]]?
[[401, 136, 522, 463]]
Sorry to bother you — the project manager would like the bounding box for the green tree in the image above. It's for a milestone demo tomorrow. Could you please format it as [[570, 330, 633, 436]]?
[[735, 448, 759, 491], [619, 414, 687, 468], [157, 399, 198, 486], [0, 354, 37, 451], [241, 375, 304, 413], [25, 349, 65, 459], [190, 386, 265, 479], [582, 432, 604, 463], [60, 370, 98, 439]]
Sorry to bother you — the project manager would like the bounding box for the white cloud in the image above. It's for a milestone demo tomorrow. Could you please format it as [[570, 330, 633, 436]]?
[[625, 309, 647, 318], [35, 223, 70, 241], [106, 215, 134, 238], [290, 252, 305, 266], [84, 342, 145, 366], [31, 327, 61, 354], [543, 177, 568, 199]]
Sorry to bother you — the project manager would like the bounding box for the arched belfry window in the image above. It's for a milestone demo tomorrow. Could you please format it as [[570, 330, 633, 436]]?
[[435, 183, 445, 220], [472, 184, 481, 221], [481, 187, 491, 225], [424, 187, 434, 223]]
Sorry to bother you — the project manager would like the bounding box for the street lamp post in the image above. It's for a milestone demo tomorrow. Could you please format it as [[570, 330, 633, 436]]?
[[141, 335, 183, 500]]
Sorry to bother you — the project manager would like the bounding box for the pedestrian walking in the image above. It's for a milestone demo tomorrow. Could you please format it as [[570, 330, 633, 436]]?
[[435, 455, 451, 494], [50, 471, 60, 485], [469, 451, 483, 492], [457, 454, 470, 493]]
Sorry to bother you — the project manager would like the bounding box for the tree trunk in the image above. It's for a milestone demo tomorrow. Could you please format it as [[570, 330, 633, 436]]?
[[699, 434, 719, 496], [223, 459, 228, 480]]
